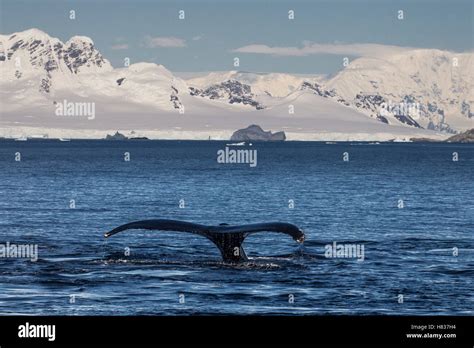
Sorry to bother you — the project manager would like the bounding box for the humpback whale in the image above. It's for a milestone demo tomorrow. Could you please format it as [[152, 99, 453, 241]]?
[[104, 219, 305, 263]]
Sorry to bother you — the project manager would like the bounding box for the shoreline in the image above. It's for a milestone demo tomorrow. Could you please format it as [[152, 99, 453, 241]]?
[[1, 138, 466, 144], [0, 127, 449, 142]]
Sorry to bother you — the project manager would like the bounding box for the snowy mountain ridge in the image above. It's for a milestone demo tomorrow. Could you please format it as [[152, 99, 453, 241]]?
[[1, 28, 472, 140], [325, 50, 474, 132]]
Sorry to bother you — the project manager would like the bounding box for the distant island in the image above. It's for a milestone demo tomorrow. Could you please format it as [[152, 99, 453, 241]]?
[[105, 131, 128, 140], [445, 128, 474, 143], [105, 131, 149, 140], [230, 125, 286, 142], [411, 128, 474, 143]]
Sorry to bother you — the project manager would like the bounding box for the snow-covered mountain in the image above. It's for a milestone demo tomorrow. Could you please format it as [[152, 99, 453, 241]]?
[[1, 28, 472, 140], [0, 28, 112, 91], [0, 29, 189, 113], [325, 50, 474, 132], [190, 52, 474, 133], [187, 71, 322, 98]]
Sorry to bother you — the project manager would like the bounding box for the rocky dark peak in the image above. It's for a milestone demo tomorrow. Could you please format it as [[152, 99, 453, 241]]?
[[300, 81, 336, 97], [354, 93, 422, 128], [202, 79, 251, 99], [393, 114, 421, 128], [189, 80, 264, 110], [354, 93, 386, 111], [170, 86, 183, 110], [63, 38, 108, 74]]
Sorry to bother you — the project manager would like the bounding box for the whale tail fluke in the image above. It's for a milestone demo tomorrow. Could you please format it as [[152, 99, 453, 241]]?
[[104, 219, 305, 263]]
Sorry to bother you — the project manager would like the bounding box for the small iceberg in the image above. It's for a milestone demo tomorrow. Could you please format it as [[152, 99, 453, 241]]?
[[226, 141, 246, 146], [391, 137, 412, 143]]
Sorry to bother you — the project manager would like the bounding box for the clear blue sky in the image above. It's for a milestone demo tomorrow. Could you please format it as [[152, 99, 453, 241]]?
[[1, 0, 472, 74]]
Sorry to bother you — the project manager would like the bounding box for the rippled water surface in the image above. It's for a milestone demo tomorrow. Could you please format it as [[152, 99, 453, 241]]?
[[0, 140, 473, 315]]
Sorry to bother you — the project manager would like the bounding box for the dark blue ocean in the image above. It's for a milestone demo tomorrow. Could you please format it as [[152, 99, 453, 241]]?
[[0, 140, 473, 315]]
